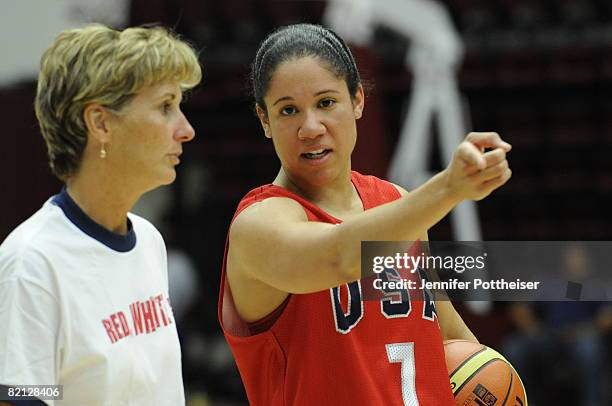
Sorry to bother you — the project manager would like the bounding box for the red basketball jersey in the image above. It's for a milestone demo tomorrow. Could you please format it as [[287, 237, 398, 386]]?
[[219, 171, 455, 406]]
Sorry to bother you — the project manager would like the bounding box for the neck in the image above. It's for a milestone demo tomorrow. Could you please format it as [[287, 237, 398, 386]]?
[[66, 162, 144, 235], [274, 165, 360, 216]]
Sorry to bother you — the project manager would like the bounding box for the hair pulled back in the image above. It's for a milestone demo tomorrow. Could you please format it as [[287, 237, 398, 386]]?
[[251, 24, 360, 113]]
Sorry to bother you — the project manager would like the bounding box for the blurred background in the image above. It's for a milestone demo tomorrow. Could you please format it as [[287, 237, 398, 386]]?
[[2, 0, 612, 404]]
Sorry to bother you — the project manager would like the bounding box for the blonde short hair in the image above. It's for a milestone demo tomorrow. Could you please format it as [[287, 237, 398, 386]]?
[[35, 24, 202, 181]]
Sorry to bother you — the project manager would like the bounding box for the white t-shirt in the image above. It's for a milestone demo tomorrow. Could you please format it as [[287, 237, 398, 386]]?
[[0, 190, 185, 405]]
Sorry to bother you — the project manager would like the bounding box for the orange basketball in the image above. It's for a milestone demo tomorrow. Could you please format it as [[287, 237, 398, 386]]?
[[444, 339, 528, 406]]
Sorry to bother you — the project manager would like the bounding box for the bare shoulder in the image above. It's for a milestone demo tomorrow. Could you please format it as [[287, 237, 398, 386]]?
[[227, 196, 309, 322], [229, 196, 308, 242]]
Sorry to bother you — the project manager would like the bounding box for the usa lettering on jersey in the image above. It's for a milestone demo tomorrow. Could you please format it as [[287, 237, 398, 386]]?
[[331, 267, 438, 333]]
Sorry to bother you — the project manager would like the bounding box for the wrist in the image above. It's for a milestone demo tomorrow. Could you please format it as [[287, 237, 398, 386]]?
[[434, 170, 462, 207]]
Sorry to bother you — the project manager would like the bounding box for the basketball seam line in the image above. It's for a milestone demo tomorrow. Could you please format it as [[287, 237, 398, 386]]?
[[452, 358, 498, 398], [448, 347, 487, 378], [501, 367, 513, 406]]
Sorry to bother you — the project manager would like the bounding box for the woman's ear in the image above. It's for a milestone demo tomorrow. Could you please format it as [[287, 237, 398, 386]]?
[[83, 103, 112, 144], [256, 104, 272, 139], [353, 84, 365, 120]]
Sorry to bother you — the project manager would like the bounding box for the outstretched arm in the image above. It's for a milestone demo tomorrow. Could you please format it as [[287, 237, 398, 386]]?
[[229, 132, 511, 296]]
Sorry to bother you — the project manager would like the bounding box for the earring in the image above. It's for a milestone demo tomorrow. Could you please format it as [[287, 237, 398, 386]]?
[[100, 144, 107, 159]]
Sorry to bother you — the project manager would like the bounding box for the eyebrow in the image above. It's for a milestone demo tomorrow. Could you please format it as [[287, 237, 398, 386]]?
[[272, 89, 340, 106], [161, 93, 178, 100]]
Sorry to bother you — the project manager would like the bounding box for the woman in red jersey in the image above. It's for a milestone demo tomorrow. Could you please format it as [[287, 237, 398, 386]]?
[[219, 24, 512, 406]]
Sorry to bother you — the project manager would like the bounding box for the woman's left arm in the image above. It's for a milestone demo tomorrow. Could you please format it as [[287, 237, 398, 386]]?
[[435, 299, 478, 342]]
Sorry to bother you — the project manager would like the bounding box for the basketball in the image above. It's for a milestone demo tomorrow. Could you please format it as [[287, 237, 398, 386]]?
[[444, 339, 527, 406]]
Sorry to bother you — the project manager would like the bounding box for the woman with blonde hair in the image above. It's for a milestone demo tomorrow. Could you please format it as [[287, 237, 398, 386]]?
[[0, 24, 201, 405]]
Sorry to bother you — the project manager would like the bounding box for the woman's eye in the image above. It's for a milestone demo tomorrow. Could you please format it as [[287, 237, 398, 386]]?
[[281, 106, 297, 116], [319, 99, 335, 108], [161, 102, 173, 114]]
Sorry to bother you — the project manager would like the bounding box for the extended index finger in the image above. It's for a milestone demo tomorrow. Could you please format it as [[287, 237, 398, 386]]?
[[465, 132, 512, 152]]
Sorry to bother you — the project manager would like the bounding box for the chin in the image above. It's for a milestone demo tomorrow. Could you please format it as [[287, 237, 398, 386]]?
[[303, 168, 338, 187], [163, 174, 177, 185], [158, 169, 177, 186]]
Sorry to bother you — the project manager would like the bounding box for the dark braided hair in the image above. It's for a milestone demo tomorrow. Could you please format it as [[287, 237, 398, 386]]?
[[251, 24, 361, 114]]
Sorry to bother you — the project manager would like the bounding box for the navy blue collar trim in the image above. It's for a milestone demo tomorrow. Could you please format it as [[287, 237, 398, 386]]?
[[51, 188, 137, 252]]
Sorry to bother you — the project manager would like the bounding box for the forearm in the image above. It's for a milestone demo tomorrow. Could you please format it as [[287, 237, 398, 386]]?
[[435, 300, 479, 343], [346, 171, 457, 239], [335, 171, 459, 278], [444, 318, 479, 343]]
